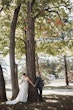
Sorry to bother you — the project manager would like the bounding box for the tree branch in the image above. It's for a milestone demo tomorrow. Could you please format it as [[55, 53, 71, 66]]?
[[32, 0, 36, 6], [16, 37, 26, 44], [0, 7, 3, 13], [34, 8, 46, 19], [34, 7, 62, 20]]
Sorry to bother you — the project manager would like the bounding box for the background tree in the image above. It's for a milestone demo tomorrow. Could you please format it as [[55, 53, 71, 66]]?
[[9, 5, 21, 99], [0, 65, 7, 102]]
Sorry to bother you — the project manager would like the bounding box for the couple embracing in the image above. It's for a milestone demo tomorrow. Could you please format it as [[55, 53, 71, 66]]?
[[6, 71, 44, 105]]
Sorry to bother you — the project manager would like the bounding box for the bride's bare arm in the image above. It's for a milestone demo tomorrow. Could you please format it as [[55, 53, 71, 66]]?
[[27, 77, 35, 87]]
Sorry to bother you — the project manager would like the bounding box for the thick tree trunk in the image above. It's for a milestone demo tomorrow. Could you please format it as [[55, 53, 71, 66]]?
[[26, 1, 38, 102], [10, 5, 20, 99], [64, 55, 69, 86], [36, 54, 40, 73], [0, 65, 7, 102]]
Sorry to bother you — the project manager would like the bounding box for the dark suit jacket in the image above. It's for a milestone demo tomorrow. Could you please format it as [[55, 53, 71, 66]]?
[[35, 76, 44, 88]]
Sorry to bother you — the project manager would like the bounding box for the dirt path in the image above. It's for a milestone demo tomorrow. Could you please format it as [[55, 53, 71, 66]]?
[[43, 79, 73, 96], [6, 79, 73, 99]]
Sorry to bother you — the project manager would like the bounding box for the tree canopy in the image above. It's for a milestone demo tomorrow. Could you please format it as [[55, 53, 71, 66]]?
[[0, 0, 72, 58]]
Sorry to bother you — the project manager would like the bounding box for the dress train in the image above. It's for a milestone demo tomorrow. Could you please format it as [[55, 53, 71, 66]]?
[[6, 78, 28, 105]]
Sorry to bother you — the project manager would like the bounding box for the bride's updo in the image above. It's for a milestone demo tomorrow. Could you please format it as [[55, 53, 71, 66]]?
[[23, 73, 26, 76]]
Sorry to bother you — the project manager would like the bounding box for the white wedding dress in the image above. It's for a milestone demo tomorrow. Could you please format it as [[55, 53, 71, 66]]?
[[6, 77, 28, 105]]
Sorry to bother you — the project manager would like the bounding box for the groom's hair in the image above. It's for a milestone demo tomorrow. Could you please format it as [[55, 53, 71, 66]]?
[[23, 73, 26, 75]]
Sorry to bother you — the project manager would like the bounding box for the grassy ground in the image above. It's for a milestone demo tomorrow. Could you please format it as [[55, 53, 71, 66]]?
[[0, 94, 73, 110]]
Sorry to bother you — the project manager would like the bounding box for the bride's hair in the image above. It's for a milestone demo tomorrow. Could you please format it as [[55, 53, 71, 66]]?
[[23, 73, 26, 76]]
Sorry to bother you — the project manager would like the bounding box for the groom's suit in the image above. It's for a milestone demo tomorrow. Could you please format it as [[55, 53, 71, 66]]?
[[35, 74, 44, 101]]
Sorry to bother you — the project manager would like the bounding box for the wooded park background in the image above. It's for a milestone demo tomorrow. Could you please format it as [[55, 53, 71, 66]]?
[[0, 0, 73, 105]]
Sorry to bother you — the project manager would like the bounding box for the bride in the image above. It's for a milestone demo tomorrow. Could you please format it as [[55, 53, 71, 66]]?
[[6, 73, 35, 104]]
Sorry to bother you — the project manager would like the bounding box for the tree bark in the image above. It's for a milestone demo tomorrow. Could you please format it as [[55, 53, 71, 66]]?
[[10, 5, 20, 99], [36, 53, 40, 73], [64, 55, 69, 86], [0, 65, 7, 102], [26, 1, 38, 102]]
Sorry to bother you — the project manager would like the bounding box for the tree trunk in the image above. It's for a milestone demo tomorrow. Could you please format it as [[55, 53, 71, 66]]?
[[0, 65, 7, 102], [15, 63, 19, 91], [10, 5, 20, 99], [64, 55, 69, 86], [36, 53, 40, 73], [26, 1, 38, 102]]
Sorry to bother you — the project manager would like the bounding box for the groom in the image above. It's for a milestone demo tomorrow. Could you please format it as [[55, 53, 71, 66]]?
[[35, 71, 44, 101]]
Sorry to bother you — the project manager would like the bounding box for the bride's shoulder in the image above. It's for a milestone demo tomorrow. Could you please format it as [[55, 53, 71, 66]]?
[[24, 76, 28, 80], [26, 76, 29, 80], [26, 76, 30, 81]]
